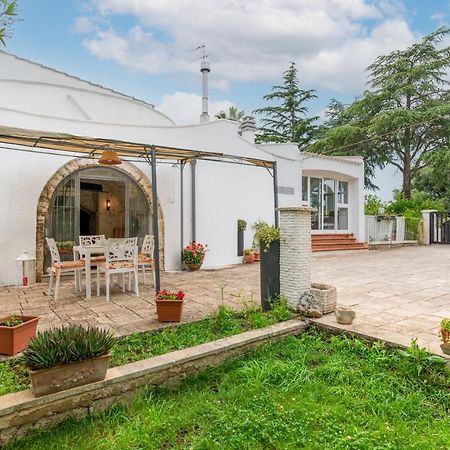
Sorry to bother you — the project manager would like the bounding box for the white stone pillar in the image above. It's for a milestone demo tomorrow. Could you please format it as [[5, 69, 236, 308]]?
[[279, 207, 314, 309], [421, 210, 437, 245], [395, 216, 405, 243]]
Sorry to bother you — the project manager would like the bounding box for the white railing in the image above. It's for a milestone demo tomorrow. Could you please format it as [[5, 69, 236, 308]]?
[[365, 215, 417, 244]]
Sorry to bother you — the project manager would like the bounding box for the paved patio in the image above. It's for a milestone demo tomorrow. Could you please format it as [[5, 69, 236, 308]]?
[[1, 245, 449, 357]]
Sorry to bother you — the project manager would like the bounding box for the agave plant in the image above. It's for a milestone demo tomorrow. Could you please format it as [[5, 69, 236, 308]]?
[[21, 325, 116, 370]]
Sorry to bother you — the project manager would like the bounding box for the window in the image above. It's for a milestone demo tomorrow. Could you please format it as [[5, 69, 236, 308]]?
[[302, 176, 308, 203], [338, 181, 348, 204]]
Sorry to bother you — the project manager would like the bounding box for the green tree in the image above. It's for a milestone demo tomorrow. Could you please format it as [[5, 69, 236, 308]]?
[[253, 62, 318, 146], [413, 149, 450, 204], [215, 106, 245, 122], [0, 0, 17, 45], [309, 27, 450, 198]]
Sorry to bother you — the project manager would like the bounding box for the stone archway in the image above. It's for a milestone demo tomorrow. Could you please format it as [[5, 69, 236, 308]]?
[[36, 158, 164, 280]]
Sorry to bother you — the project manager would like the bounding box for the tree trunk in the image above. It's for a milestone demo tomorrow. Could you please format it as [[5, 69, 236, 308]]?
[[403, 153, 412, 199]]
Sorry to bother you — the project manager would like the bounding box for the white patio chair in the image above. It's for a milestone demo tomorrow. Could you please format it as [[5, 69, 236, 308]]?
[[96, 237, 139, 302], [78, 234, 106, 264], [46, 238, 84, 301], [138, 234, 155, 286]]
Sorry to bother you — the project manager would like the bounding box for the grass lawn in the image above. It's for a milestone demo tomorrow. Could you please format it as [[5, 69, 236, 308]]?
[[0, 301, 293, 396], [5, 329, 450, 449]]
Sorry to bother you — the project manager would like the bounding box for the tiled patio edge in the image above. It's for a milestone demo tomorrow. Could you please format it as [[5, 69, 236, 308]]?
[[0, 319, 308, 445]]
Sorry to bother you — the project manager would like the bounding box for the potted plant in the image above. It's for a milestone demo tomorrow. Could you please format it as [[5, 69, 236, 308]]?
[[21, 325, 115, 397], [156, 290, 185, 322], [440, 318, 450, 355], [243, 248, 255, 264], [0, 315, 39, 356], [181, 241, 207, 271], [56, 240, 76, 254], [252, 244, 260, 262]]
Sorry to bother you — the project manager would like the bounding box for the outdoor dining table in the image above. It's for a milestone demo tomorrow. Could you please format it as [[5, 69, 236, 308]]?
[[73, 243, 107, 299]]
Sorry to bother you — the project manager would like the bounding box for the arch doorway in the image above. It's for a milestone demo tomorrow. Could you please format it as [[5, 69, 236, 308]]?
[[36, 160, 164, 280]]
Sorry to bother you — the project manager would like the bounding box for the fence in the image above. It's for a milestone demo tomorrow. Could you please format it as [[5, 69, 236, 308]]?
[[365, 215, 419, 245]]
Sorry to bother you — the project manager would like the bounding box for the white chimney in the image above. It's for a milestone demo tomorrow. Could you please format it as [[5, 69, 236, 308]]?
[[240, 116, 257, 143], [200, 60, 210, 123]]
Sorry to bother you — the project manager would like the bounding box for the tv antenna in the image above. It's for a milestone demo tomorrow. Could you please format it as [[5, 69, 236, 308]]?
[[191, 45, 211, 63]]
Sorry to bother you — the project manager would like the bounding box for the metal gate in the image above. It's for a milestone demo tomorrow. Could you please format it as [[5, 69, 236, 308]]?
[[430, 211, 450, 243]]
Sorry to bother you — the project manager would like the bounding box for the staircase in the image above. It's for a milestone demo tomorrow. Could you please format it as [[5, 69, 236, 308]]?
[[312, 233, 368, 252]]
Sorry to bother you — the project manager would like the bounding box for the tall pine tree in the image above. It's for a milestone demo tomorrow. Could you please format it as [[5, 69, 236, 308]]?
[[253, 62, 318, 146]]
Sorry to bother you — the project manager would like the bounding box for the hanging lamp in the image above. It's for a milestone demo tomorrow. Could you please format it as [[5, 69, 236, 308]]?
[[99, 149, 122, 165]]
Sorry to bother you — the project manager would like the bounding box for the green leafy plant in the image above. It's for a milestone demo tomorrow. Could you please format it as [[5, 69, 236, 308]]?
[[237, 219, 247, 232], [0, 315, 23, 327], [441, 319, 450, 332], [20, 325, 115, 370], [243, 248, 253, 256], [254, 222, 281, 251], [55, 241, 76, 250]]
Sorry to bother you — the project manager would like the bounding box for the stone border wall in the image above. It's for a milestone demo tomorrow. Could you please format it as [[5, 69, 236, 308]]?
[[0, 320, 307, 445], [36, 158, 165, 280]]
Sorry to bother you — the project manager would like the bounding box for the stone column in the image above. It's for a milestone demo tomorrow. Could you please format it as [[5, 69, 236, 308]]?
[[421, 210, 437, 245], [279, 207, 314, 309], [395, 216, 405, 243]]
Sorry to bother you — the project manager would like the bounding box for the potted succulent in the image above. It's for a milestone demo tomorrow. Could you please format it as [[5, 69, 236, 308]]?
[[21, 325, 115, 397], [243, 248, 255, 264], [156, 290, 185, 322], [0, 315, 39, 356], [440, 318, 450, 355], [181, 241, 207, 271]]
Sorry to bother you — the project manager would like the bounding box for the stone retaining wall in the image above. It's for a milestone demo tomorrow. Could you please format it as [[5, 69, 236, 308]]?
[[0, 320, 307, 445]]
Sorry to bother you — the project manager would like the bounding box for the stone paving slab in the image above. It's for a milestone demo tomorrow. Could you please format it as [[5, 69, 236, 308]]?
[[1, 245, 449, 358]]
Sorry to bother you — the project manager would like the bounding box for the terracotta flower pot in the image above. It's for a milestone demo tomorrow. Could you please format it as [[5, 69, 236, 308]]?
[[244, 253, 255, 264], [253, 251, 261, 262], [156, 296, 184, 322], [29, 353, 110, 397], [0, 315, 39, 356], [187, 263, 202, 271], [440, 329, 450, 354]]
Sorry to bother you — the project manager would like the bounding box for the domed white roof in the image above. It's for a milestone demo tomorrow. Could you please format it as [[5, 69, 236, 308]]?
[[0, 51, 175, 127]]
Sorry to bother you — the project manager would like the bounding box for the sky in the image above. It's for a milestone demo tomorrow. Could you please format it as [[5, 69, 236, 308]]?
[[4, 0, 450, 127]]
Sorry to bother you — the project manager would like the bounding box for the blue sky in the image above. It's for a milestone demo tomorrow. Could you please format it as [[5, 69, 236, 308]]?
[[5, 0, 449, 124]]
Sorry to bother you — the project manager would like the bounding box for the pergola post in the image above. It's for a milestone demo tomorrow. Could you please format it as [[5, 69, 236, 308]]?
[[273, 161, 279, 228], [151, 145, 161, 294]]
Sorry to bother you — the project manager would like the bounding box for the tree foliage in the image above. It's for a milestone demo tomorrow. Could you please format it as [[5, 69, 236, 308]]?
[[309, 27, 450, 197], [0, 0, 17, 45], [413, 149, 450, 204], [253, 62, 318, 146], [215, 106, 245, 122]]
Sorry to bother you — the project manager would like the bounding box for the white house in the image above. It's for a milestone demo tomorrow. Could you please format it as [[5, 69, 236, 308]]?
[[0, 51, 365, 286]]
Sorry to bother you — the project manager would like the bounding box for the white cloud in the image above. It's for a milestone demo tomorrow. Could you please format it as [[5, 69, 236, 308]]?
[[78, 0, 418, 93], [157, 91, 234, 125]]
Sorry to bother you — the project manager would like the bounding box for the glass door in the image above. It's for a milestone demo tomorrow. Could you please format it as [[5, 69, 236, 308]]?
[[309, 177, 322, 230], [323, 178, 336, 230]]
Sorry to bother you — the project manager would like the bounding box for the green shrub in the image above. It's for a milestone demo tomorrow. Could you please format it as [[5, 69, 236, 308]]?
[[254, 222, 280, 251], [237, 219, 247, 231], [21, 325, 115, 370]]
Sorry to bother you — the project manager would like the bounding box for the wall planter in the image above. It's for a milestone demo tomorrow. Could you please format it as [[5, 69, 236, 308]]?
[[29, 354, 110, 397], [156, 290, 185, 322], [311, 283, 337, 314], [0, 315, 39, 356], [260, 240, 280, 311]]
